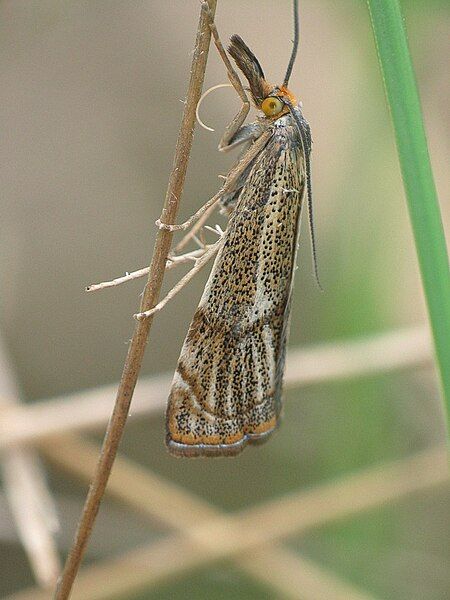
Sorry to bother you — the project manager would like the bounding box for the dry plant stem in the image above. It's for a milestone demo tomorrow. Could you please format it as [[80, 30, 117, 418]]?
[[54, 2, 217, 598], [1, 454, 60, 588], [0, 335, 61, 588]]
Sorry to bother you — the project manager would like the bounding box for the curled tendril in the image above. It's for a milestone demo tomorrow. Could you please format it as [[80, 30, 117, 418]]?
[[195, 83, 234, 132]]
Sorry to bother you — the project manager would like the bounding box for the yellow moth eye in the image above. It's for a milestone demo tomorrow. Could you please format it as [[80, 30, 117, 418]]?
[[261, 96, 283, 117]]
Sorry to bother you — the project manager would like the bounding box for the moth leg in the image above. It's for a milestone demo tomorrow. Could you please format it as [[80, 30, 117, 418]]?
[[157, 129, 271, 239], [89, 129, 269, 294], [173, 201, 218, 252], [134, 237, 223, 320], [85, 245, 218, 293], [155, 187, 223, 233], [156, 5, 252, 234], [201, 1, 251, 150], [166, 246, 210, 270]]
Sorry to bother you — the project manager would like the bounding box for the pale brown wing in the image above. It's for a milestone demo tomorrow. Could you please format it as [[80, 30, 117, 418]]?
[[167, 120, 305, 457]]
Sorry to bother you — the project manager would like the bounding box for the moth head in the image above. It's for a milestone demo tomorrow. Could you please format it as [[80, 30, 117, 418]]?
[[229, 1, 301, 121], [261, 87, 298, 119], [228, 35, 297, 120]]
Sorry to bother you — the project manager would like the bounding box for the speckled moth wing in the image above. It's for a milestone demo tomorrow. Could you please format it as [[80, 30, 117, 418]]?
[[166, 117, 306, 457]]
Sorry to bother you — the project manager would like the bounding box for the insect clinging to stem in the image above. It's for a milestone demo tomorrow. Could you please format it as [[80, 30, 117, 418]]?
[[140, 0, 316, 457]]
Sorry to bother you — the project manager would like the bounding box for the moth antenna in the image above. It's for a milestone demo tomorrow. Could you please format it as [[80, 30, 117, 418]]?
[[196, 83, 234, 132], [285, 98, 323, 291], [305, 151, 323, 292], [283, 0, 299, 87]]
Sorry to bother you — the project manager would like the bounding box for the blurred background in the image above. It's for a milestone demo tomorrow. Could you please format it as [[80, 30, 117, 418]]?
[[0, 0, 448, 598]]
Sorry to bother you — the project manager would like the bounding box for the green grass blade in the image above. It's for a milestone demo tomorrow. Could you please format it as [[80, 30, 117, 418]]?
[[367, 0, 450, 431]]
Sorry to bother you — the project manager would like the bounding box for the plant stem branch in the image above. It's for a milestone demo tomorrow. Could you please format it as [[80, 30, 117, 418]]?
[[367, 0, 450, 433], [54, 2, 217, 598]]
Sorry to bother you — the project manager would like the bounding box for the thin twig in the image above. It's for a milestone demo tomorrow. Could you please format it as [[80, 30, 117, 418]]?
[[0, 335, 61, 588], [1, 455, 60, 588], [54, 2, 218, 598], [0, 325, 432, 450]]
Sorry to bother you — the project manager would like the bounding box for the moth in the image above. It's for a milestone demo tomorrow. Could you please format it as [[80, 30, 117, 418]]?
[[139, 1, 315, 457]]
